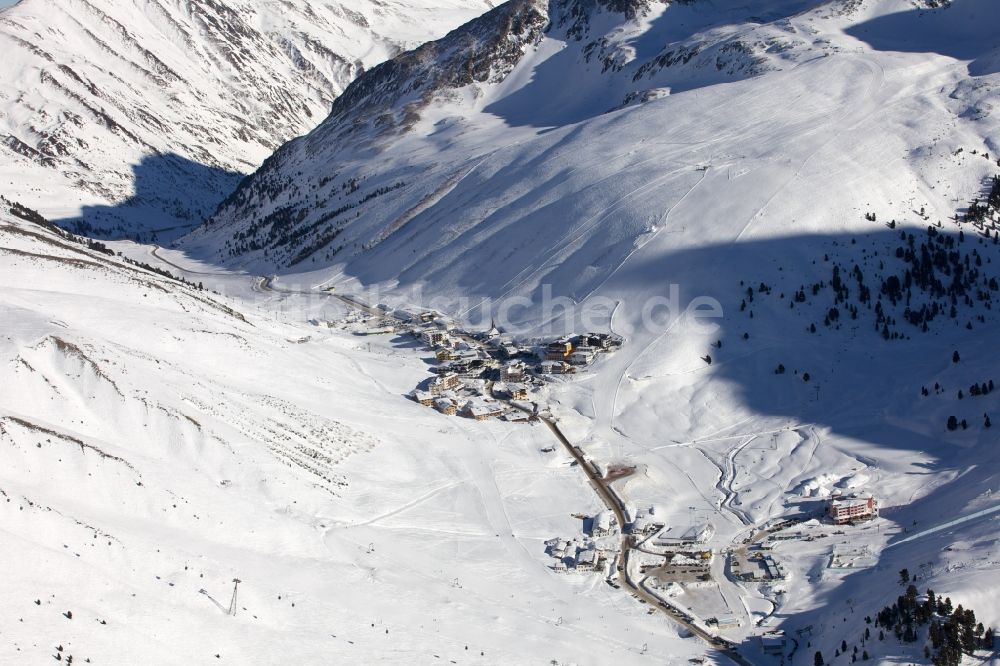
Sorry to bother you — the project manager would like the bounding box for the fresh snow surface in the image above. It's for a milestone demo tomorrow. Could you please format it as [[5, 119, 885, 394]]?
[[178, 0, 1000, 663], [0, 0, 493, 239], [5, 0, 1000, 664], [0, 210, 709, 665]]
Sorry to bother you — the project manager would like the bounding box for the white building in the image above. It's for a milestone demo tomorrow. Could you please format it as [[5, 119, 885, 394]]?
[[591, 510, 617, 537], [495, 382, 528, 400], [575, 548, 598, 570], [507, 383, 529, 400], [500, 361, 527, 383], [434, 399, 457, 416], [630, 516, 664, 536], [463, 400, 504, 421], [421, 329, 449, 347], [430, 373, 460, 395], [568, 346, 597, 366], [410, 390, 434, 406]]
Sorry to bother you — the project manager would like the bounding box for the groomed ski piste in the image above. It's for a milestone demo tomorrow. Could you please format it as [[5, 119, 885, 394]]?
[[3, 0, 1000, 664]]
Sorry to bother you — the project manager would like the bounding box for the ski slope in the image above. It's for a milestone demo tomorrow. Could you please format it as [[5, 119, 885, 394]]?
[[4, 0, 1000, 663], [178, 0, 1000, 662]]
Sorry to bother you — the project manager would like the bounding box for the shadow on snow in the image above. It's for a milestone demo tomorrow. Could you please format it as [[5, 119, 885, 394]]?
[[845, 0, 1000, 76], [484, 0, 824, 129], [51, 153, 243, 244]]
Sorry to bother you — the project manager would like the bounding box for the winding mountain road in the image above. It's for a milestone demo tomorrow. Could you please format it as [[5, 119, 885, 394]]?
[[248, 275, 755, 665]]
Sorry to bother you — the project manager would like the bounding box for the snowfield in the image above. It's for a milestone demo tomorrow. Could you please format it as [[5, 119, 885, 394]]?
[[181, 0, 1000, 662], [0, 210, 707, 665], [3, 0, 1000, 664]]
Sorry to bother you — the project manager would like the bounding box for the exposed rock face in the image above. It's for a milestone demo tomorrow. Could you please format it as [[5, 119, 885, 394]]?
[[315, 0, 551, 141], [551, 0, 668, 39]]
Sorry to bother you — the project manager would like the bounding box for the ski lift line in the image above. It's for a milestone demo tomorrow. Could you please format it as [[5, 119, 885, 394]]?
[[456, 139, 747, 322], [734, 57, 885, 245], [367, 138, 527, 252], [458, 151, 722, 321], [149, 245, 226, 276], [329, 480, 463, 529], [487, 163, 700, 310], [451, 144, 716, 315], [886, 502, 1000, 550], [579, 166, 709, 305], [229, 578, 241, 616]]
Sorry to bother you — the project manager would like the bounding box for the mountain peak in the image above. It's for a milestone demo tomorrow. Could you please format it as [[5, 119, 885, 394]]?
[[551, 0, 667, 39], [313, 0, 550, 142]]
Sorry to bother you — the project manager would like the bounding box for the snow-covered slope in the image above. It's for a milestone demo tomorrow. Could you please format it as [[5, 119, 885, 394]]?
[[178, 0, 1000, 662], [0, 0, 493, 240], [189, 0, 1000, 274], [0, 200, 712, 665]]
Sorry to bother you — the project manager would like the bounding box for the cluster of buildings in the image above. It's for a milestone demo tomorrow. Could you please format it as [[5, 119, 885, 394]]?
[[411, 373, 520, 421], [340, 304, 622, 424], [540, 333, 622, 373], [396, 313, 533, 421], [543, 537, 611, 573], [388, 309, 623, 421], [543, 508, 629, 574]]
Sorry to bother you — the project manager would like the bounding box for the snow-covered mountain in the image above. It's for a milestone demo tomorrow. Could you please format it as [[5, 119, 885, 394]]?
[[175, 0, 1000, 662], [6, 0, 1000, 663], [189, 0, 1000, 277], [0, 0, 494, 239]]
